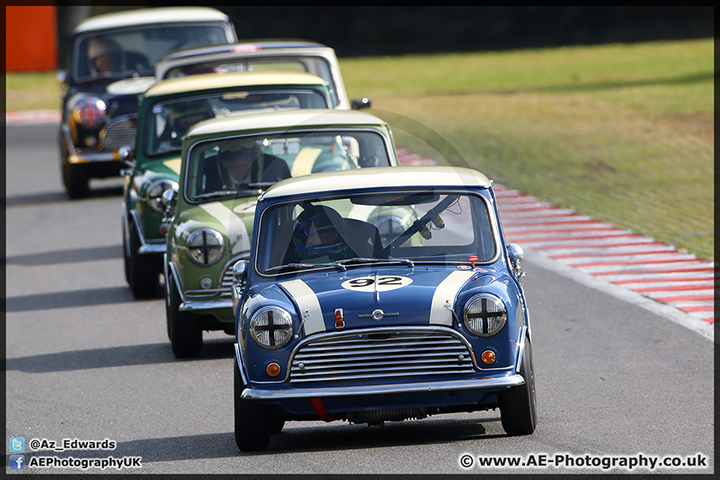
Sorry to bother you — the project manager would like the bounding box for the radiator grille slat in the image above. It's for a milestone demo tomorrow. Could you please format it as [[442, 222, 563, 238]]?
[[290, 329, 475, 384], [101, 119, 137, 151]]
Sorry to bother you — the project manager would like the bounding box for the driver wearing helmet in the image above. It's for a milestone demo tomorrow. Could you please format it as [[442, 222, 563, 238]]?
[[208, 138, 290, 191], [291, 205, 350, 262], [87, 37, 123, 75]]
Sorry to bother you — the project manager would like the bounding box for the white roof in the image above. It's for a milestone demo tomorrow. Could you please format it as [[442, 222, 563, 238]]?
[[262, 166, 493, 200], [186, 109, 388, 138], [74, 7, 229, 34]]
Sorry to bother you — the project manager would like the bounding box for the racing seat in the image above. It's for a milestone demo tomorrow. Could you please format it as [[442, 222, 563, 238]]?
[[343, 218, 383, 258]]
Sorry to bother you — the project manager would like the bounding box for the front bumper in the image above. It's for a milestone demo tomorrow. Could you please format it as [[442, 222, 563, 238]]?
[[167, 257, 243, 318], [181, 297, 233, 313], [235, 340, 524, 401], [138, 242, 167, 255], [62, 124, 122, 165], [241, 374, 525, 400]]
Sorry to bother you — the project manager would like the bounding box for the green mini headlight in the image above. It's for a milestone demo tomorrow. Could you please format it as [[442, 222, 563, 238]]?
[[249, 306, 293, 349], [463, 293, 507, 337], [186, 229, 224, 265]]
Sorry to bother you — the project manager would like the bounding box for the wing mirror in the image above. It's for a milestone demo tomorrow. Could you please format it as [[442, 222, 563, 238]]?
[[351, 97, 372, 110], [232, 260, 249, 283], [507, 243, 525, 280], [118, 145, 136, 166], [161, 187, 178, 221]]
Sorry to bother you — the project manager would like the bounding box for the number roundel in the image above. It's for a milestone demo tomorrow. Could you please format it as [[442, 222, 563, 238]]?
[[340, 275, 413, 292]]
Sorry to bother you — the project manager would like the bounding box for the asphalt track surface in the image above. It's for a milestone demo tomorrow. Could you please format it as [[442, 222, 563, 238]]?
[[4, 118, 715, 475]]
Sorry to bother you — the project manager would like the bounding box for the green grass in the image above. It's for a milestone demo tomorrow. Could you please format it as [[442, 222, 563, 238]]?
[[5, 38, 714, 260], [6, 72, 63, 111]]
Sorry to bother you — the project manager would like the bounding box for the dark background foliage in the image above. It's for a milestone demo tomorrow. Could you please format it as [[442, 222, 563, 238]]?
[[56, 5, 714, 68]]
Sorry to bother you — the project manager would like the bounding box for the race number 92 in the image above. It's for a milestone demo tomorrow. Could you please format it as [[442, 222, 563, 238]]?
[[341, 275, 412, 292]]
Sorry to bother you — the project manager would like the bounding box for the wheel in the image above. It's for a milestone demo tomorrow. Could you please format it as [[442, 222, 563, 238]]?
[[62, 162, 89, 199], [499, 337, 537, 436], [234, 360, 272, 451], [125, 221, 159, 299], [166, 270, 203, 358]]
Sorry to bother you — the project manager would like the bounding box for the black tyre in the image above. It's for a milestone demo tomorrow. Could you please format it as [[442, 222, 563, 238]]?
[[122, 223, 131, 285], [62, 162, 89, 199], [499, 337, 537, 436], [126, 221, 159, 299], [166, 270, 203, 358], [271, 419, 285, 434], [234, 360, 272, 451]]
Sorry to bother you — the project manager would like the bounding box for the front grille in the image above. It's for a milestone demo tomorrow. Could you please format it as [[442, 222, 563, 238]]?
[[219, 265, 235, 298], [101, 118, 136, 151], [218, 257, 248, 298], [289, 328, 476, 384]]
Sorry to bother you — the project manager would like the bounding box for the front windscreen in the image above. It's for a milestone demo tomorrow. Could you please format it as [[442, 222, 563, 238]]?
[[185, 130, 392, 202], [256, 190, 498, 274], [143, 89, 330, 156], [163, 56, 338, 105], [74, 24, 228, 80]]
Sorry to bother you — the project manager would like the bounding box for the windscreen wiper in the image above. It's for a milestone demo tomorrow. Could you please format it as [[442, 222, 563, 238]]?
[[333, 257, 415, 269], [264, 263, 322, 273], [194, 183, 275, 200], [194, 190, 237, 200]]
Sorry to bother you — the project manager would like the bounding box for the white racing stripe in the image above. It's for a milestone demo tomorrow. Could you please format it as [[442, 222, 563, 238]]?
[[163, 158, 182, 175], [429, 270, 475, 326], [199, 202, 251, 255], [279, 279, 325, 335]]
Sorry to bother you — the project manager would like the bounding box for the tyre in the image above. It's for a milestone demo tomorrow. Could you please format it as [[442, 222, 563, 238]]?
[[499, 337, 537, 436], [122, 223, 131, 285], [126, 221, 159, 299], [234, 360, 272, 451], [271, 419, 285, 434], [62, 162, 89, 199], [166, 270, 203, 358]]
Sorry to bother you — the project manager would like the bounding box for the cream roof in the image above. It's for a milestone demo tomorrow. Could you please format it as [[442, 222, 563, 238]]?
[[75, 7, 229, 34], [186, 109, 388, 138], [144, 71, 328, 98], [262, 166, 493, 200]]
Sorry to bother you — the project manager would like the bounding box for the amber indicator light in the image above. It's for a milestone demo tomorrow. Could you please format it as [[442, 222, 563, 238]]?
[[266, 362, 281, 377], [481, 350, 496, 364]]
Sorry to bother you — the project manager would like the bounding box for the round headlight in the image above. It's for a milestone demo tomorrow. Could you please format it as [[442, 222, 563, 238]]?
[[186, 229, 224, 265], [72, 96, 106, 128], [463, 293, 507, 337], [146, 179, 178, 213], [249, 306, 293, 348], [375, 215, 408, 245]]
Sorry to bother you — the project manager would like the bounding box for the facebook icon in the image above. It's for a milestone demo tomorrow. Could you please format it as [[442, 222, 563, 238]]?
[[9, 455, 25, 470]]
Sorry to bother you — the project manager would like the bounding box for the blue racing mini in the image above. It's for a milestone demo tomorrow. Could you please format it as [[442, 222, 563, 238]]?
[[231, 166, 536, 451]]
